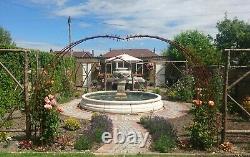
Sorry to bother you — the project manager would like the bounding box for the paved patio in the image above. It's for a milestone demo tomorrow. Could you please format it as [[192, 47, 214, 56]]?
[[59, 99, 192, 154]]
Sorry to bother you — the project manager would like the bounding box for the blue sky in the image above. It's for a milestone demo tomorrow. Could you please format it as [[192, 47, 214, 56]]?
[[1, 0, 250, 55]]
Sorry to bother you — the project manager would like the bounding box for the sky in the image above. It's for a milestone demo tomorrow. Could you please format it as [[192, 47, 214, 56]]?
[[1, 0, 250, 55]]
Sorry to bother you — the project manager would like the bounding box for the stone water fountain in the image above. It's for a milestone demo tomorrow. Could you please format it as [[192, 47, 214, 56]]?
[[113, 67, 130, 100], [80, 54, 163, 114]]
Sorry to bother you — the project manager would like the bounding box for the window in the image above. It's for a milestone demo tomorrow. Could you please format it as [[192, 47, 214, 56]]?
[[106, 63, 112, 74], [136, 63, 143, 75]]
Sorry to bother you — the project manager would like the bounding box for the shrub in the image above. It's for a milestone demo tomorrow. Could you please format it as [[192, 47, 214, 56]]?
[[140, 116, 177, 152], [152, 88, 161, 94], [74, 134, 93, 150], [188, 71, 222, 150], [0, 132, 7, 142], [153, 135, 176, 153], [90, 114, 113, 142], [64, 118, 81, 131], [166, 75, 194, 102], [74, 114, 113, 150]]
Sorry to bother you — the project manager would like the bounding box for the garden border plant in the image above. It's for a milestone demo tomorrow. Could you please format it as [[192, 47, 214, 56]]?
[[140, 116, 177, 153], [74, 113, 113, 150], [187, 68, 223, 150]]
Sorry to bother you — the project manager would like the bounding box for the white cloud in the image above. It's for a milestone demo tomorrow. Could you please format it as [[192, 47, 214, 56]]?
[[54, 5, 87, 16], [30, 0, 68, 6], [52, 0, 250, 39], [78, 22, 91, 28], [16, 41, 64, 51], [16, 40, 87, 52]]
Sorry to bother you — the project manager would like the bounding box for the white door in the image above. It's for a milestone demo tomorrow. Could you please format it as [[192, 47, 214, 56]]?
[[82, 63, 92, 87], [155, 63, 165, 87]]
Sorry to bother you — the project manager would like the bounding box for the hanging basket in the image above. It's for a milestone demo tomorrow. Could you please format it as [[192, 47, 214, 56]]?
[[146, 63, 154, 70]]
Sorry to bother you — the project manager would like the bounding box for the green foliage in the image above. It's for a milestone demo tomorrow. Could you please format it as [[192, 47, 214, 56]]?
[[153, 135, 176, 153], [188, 105, 216, 150], [90, 114, 113, 143], [40, 107, 60, 143], [0, 132, 8, 142], [34, 51, 76, 103], [28, 51, 76, 144], [163, 30, 220, 65], [0, 51, 24, 128], [74, 114, 113, 150], [216, 17, 250, 49], [74, 135, 93, 150], [188, 70, 222, 150], [166, 75, 195, 102], [0, 152, 95, 157], [0, 27, 15, 47], [140, 116, 177, 152], [152, 88, 161, 94], [216, 17, 250, 65], [64, 118, 81, 131]]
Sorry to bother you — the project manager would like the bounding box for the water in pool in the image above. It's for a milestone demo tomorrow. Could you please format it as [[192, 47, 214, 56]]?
[[87, 92, 157, 101]]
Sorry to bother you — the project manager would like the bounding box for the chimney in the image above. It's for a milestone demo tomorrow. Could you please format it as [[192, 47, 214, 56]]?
[[109, 48, 112, 52], [91, 50, 94, 57], [153, 48, 156, 53], [50, 49, 53, 53]]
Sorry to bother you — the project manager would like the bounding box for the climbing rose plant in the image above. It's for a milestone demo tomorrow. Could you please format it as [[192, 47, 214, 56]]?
[[40, 94, 63, 143], [188, 70, 222, 150]]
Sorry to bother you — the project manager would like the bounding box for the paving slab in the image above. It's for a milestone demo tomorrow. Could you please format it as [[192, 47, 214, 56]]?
[[59, 98, 192, 154]]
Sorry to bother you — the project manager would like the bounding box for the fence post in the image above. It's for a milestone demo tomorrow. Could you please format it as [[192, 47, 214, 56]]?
[[221, 50, 230, 143], [24, 50, 31, 138]]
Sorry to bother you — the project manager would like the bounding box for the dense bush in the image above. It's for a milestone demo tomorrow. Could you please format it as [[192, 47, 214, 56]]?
[[0, 51, 24, 127], [0, 50, 76, 134], [166, 74, 195, 102], [188, 70, 222, 150], [153, 135, 176, 153], [74, 114, 113, 150], [163, 30, 220, 65], [27, 51, 76, 144], [140, 116, 177, 153], [74, 134, 93, 150], [64, 118, 81, 131]]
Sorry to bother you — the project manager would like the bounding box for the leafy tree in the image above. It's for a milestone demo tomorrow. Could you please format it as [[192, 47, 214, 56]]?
[[216, 17, 250, 65], [163, 30, 220, 65], [0, 27, 15, 47]]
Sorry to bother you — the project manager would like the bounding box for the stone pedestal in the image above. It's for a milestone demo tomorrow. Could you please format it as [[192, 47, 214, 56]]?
[[115, 80, 127, 100]]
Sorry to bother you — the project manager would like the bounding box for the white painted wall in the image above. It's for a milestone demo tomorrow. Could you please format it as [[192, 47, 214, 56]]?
[[155, 63, 165, 87]]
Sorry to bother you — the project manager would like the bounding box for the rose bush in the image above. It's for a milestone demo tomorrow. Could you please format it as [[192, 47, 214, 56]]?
[[188, 70, 222, 150]]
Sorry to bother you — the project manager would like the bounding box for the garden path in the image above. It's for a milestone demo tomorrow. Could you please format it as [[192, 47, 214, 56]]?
[[59, 98, 92, 119], [59, 99, 192, 154]]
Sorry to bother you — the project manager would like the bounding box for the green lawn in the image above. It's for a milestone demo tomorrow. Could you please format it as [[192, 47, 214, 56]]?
[[0, 152, 246, 157], [0, 152, 94, 157]]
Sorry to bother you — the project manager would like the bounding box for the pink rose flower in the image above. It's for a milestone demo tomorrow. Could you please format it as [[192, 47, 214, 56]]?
[[193, 99, 202, 107], [48, 94, 54, 100], [50, 99, 57, 106], [57, 107, 63, 113], [44, 104, 52, 110], [44, 97, 50, 104]]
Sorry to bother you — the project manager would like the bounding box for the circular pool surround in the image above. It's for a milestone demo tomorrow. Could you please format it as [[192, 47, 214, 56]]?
[[80, 91, 163, 114]]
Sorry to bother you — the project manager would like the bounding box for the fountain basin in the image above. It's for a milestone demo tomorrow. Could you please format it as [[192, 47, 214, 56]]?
[[80, 91, 163, 114]]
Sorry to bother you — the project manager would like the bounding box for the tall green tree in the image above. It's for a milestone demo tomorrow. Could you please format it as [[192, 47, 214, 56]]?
[[0, 26, 15, 48], [216, 17, 250, 65], [163, 30, 219, 65]]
